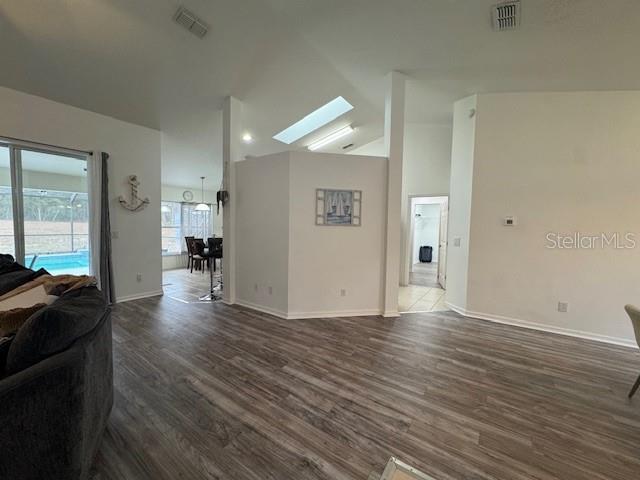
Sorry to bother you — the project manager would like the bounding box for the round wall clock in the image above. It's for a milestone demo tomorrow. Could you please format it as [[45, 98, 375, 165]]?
[[182, 190, 194, 202]]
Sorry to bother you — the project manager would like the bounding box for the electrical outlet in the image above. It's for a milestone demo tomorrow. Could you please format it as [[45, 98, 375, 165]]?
[[136, 273, 142, 282], [112, 231, 119, 239], [268, 286, 273, 295], [340, 289, 347, 297], [558, 302, 569, 313], [453, 237, 462, 247]]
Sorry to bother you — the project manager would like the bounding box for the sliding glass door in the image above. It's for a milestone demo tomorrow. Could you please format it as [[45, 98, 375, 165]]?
[[0, 141, 90, 274], [0, 145, 15, 258]]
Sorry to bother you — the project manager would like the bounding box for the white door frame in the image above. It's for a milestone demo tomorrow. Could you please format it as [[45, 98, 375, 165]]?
[[404, 194, 448, 286], [437, 198, 449, 289]]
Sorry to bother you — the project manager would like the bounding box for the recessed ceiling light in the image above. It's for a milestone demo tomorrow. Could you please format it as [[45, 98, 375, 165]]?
[[273, 96, 354, 145], [308, 126, 354, 151], [242, 133, 253, 143]]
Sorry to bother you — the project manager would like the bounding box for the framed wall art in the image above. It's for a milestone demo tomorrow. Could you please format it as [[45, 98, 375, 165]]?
[[315, 189, 361, 226]]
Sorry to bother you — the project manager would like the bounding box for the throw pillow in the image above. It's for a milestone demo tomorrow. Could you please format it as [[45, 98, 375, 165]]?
[[5, 287, 107, 375]]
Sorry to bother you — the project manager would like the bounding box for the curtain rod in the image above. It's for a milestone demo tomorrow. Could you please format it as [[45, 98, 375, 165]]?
[[0, 135, 94, 157]]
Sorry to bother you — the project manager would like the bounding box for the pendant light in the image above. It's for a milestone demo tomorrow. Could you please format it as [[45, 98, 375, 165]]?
[[195, 176, 210, 211]]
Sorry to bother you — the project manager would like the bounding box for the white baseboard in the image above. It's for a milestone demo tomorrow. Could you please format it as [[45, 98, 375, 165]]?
[[446, 302, 636, 348], [116, 290, 164, 304], [287, 309, 382, 320], [234, 299, 383, 320], [383, 310, 400, 318], [234, 299, 289, 319]]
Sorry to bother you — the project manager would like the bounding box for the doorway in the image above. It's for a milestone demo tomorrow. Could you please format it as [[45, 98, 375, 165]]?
[[409, 196, 448, 288], [398, 195, 449, 313]]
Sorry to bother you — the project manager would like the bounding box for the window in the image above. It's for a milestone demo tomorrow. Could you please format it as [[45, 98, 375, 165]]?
[[161, 200, 213, 255], [0, 141, 90, 275], [181, 203, 212, 241], [273, 96, 354, 144], [161, 201, 181, 254]]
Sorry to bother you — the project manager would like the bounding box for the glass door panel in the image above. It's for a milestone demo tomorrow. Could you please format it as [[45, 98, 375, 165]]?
[[0, 145, 15, 258], [21, 149, 89, 275]]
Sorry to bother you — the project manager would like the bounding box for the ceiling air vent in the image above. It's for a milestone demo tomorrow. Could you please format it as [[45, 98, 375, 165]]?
[[174, 7, 209, 38], [492, 1, 520, 31]]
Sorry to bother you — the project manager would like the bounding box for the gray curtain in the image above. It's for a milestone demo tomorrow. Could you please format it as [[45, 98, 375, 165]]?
[[99, 153, 115, 303]]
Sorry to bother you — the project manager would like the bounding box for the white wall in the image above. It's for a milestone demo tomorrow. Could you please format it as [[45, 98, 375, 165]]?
[[160, 109, 222, 193], [349, 137, 385, 157], [236, 153, 290, 316], [413, 203, 440, 264], [401, 124, 452, 284], [446, 95, 477, 311], [449, 91, 640, 345], [288, 151, 387, 317], [161, 184, 217, 203], [401, 124, 452, 197], [235, 151, 388, 318], [0, 86, 162, 301], [350, 124, 451, 196], [350, 123, 452, 285]]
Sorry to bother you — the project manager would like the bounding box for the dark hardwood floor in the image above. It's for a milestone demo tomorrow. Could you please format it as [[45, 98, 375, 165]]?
[[92, 269, 640, 480]]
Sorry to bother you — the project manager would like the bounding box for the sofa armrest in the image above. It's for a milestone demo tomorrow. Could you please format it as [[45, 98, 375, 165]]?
[[0, 310, 113, 480], [0, 348, 85, 480]]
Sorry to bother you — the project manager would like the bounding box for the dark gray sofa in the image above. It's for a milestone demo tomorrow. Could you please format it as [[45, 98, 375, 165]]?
[[0, 285, 113, 480]]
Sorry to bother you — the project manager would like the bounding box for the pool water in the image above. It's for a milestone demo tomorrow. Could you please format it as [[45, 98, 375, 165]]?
[[26, 251, 90, 275]]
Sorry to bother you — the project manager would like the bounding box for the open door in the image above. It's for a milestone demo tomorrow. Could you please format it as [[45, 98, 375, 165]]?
[[437, 199, 448, 289]]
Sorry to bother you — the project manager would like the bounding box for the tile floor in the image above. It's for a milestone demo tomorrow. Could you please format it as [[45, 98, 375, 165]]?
[[398, 284, 448, 313], [408, 262, 440, 288]]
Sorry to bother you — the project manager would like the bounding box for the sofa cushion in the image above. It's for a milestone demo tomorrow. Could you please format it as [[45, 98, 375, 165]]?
[[5, 287, 107, 375]]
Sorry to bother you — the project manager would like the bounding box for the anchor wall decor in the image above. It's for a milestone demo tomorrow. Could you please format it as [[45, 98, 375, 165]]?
[[118, 175, 150, 212]]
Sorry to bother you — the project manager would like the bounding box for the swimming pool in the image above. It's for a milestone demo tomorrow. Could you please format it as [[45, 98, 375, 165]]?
[[26, 251, 90, 275]]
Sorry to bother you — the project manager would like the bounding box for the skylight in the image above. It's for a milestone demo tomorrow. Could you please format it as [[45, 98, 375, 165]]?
[[273, 96, 354, 144]]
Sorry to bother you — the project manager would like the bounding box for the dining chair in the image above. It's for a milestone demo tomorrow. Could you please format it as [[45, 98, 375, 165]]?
[[624, 304, 640, 398], [184, 236, 195, 270], [191, 239, 206, 273]]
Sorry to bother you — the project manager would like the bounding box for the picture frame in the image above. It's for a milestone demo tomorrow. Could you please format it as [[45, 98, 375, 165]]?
[[316, 188, 361, 226]]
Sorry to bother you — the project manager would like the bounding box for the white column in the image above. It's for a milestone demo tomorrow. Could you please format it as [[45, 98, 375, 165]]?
[[382, 72, 406, 317], [222, 96, 242, 304]]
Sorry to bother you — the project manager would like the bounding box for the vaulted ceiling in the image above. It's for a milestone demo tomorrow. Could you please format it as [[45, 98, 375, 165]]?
[[2, 0, 640, 189]]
